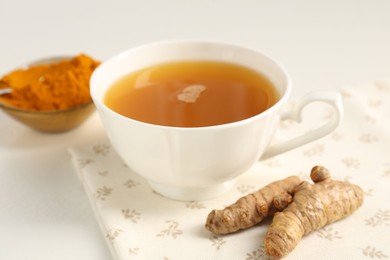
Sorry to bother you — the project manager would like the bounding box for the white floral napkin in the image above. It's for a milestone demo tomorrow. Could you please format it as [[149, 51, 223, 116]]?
[[69, 80, 390, 260]]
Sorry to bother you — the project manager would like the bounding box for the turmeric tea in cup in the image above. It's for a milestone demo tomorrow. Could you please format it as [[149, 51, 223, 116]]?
[[91, 41, 343, 200], [104, 60, 279, 127]]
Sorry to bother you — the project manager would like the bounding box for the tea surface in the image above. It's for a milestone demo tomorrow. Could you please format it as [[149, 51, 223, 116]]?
[[104, 61, 278, 127]]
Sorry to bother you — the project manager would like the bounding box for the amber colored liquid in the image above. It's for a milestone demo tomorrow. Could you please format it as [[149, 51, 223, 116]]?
[[104, 61, 279, 127]]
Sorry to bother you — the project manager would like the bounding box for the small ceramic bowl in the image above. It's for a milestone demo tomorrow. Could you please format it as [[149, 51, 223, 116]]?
[[0, 101, 95, 133], [0, 57, 96, 133]]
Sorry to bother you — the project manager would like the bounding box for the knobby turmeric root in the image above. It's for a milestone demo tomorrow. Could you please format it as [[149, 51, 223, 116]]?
[[205, 176, 302, 235], [265, 166, 364, 259]]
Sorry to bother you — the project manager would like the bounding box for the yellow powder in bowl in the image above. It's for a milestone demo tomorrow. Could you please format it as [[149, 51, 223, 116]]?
[[0, 54, 100, 111]]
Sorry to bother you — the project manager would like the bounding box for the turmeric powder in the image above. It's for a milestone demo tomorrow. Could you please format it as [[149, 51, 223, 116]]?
[[0, 54, 100, 111]]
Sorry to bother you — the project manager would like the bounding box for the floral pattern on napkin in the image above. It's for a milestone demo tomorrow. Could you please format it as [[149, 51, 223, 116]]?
[[69, 79, 390, 260]]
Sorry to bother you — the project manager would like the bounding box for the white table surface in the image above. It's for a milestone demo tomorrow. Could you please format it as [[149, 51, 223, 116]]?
[[1, 1, 389, 259]]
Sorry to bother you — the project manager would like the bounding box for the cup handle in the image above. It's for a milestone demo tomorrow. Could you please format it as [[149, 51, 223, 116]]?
[[261, 91, 343, 160]]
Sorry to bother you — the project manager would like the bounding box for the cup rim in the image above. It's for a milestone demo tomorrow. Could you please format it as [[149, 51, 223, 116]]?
[[91, 39, 292, 130]]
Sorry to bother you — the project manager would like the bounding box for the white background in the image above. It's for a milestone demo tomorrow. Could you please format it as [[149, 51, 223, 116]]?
[[0, 1, 389, 259]]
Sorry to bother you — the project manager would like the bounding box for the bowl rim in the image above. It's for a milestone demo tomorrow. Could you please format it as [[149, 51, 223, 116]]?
[[0, 99, 94, 115]]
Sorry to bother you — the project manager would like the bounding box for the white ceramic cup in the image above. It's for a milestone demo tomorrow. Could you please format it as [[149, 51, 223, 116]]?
[[91, 41, 343, 201]]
